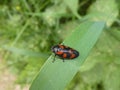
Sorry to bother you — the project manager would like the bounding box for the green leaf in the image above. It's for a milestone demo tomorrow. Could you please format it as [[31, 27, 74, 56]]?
[[2, 46, 48, 58], [103, 64, 120, 90], [64, 0, 81, 19], [30, 21, 105, 90], [87, 0, 119, 26]]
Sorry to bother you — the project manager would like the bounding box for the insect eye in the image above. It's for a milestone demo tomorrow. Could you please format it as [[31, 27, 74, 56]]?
[[53, 47, 62, 52], [54, 48, 57, 51]]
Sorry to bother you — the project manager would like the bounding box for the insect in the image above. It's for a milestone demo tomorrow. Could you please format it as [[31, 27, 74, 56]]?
[[51, 44, 79, 62]]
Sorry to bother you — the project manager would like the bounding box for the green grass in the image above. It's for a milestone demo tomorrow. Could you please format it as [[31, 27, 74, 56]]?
[[0, 0, 120, 90], [30, 21, 105, 90]]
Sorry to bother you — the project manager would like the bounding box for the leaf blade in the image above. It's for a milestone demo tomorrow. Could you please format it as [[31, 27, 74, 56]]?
[[30, 21, 105, 90]]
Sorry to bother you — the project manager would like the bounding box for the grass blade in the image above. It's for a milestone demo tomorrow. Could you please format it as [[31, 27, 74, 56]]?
[[30, 21, 105, 90]]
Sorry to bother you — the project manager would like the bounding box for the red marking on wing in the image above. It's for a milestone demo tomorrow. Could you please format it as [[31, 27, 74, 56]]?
[[63, 53, 67, 58], [56, 51, 63, 55], [70, 54, 75, 59]]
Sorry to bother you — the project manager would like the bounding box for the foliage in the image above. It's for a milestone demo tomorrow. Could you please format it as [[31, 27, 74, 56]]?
[[0, 0, 120, 90], [30, 21, 105, 90]]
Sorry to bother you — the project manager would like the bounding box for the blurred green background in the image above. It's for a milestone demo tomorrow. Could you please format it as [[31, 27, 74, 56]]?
[[0, 0, 120, 90]]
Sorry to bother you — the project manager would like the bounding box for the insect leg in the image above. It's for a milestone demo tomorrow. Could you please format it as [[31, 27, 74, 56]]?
[[62, 58, 65, 62], [52, 54, 56, 63]]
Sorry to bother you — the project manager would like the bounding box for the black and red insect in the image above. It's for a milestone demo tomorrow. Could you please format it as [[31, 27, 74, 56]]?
[[51, 44, 79, 62]]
